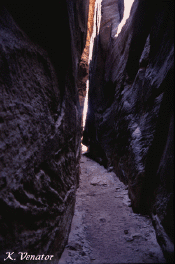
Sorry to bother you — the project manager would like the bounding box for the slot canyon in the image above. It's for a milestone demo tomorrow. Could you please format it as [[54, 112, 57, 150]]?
[[0, 0, 174, 263]]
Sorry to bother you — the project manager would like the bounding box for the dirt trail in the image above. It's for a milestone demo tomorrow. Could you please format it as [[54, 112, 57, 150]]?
[[59, 154, 166, 264]]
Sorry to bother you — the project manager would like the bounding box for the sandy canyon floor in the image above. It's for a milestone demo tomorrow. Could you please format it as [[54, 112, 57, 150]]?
[[59, 154, 166, 264]]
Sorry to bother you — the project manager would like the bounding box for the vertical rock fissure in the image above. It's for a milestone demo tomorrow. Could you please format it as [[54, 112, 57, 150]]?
[[78, 0, 96, 124], [77, 0, 98, 153]]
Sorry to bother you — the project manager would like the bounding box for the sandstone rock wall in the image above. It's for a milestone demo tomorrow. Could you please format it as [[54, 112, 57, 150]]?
[[83, 0, 124, 162], [83, 0, 174, 261], [0, 1, 89, 262]]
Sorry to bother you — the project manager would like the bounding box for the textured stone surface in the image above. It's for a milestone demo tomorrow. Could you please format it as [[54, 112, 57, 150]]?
[[59, 155, 166, 264], [0, 1, 88, 262], [83, 0, 124, 162], [83, 0, 174, 261]]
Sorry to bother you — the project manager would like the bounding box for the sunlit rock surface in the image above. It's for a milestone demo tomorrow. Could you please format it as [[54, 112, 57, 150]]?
[[83, 0, 174, 261], [0, 1, 89, 262]]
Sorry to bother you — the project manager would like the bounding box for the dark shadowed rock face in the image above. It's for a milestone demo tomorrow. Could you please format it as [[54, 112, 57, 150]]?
[[83, 0, 174, 261], [0, 0, 88, 262]]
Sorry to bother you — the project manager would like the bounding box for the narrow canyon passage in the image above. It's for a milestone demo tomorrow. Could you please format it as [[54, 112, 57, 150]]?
[[59, 153, 166, 264], [0, 1, 173, 263]]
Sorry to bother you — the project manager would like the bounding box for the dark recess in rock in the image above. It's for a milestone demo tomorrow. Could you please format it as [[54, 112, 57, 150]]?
[[0, 0, 89, 262], [83, 0, 174, 261]]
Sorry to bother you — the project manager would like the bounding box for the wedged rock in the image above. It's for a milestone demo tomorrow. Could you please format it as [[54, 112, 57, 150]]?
[[0, 1, 89, 262], [83, 0, 174, 261]]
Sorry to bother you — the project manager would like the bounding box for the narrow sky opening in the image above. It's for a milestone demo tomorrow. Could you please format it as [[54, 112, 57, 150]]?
[[82, 80, 89, 129], [81, 80, 89, 152], [115, 0, 135, 37], [82, 0, 102, 131], [81, 0, 103, 152]]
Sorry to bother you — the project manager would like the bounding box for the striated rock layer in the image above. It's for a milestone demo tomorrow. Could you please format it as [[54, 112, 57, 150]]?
[[0, 0, 89, 262], [83, 0, 174, 261]]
